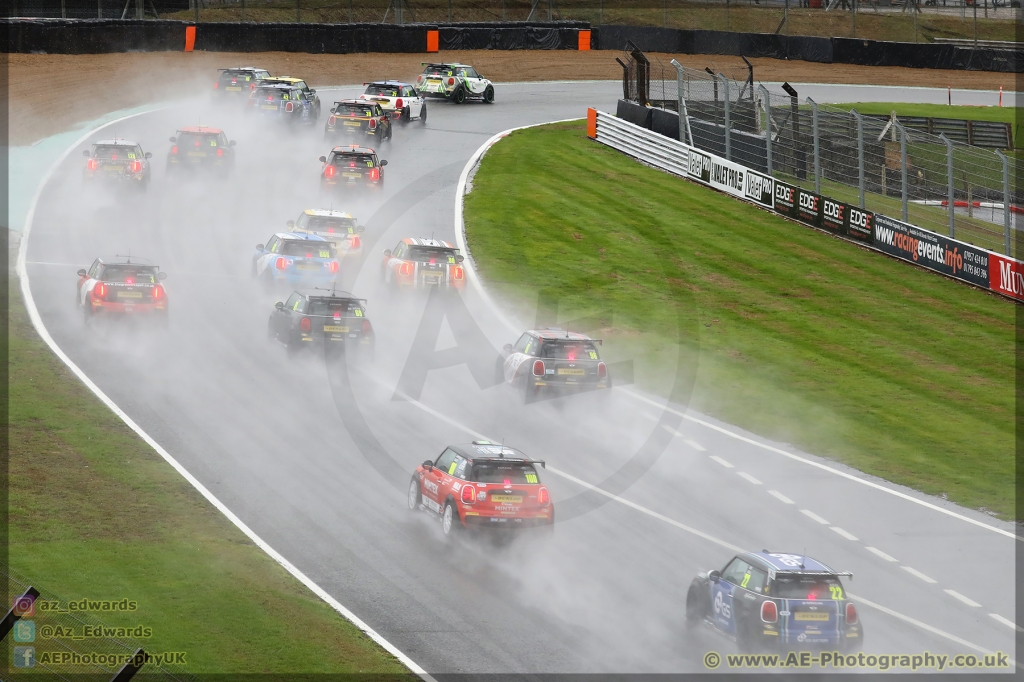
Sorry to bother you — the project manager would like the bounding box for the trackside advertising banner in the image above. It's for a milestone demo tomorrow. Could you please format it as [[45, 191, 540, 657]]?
[[873, 215, 992, 290]]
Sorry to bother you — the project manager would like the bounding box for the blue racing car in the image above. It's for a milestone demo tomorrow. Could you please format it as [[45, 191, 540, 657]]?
[[252, 232, 340, 290], [685, 551, 863, 653]]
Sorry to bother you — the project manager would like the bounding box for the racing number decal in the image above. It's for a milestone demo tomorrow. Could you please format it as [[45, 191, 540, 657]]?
[[447, 256, 456, 264], [740, 572, 751, 589], [319, 250, 331, 258], [448, 461, 458, 475], [525, 473, 538, 483], [588, 351, 598, 360], [829, 585, 844, 600], [292, 300, 301, 311], [210, 140, 217, 147], [353, 309, 363, 317]]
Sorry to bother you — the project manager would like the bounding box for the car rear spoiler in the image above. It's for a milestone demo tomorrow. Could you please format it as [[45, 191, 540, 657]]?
[[777, 570, 854, 579]]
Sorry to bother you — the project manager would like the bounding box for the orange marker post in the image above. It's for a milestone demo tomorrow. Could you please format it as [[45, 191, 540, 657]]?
[[578, 30, 591, 51], [426, 29, 439, 53], [184, 25, 196, 52], [587, 107, 597, 139]]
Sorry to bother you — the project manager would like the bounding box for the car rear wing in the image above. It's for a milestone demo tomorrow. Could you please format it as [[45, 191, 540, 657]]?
[[776, 570, 854, 579], [472, 456, 546, 469]]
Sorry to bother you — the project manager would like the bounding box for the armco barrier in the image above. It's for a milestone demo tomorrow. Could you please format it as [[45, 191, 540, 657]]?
[[438, 21, 584, 50], [588, 108, 1024, 302], [193, 22, 428, 52]]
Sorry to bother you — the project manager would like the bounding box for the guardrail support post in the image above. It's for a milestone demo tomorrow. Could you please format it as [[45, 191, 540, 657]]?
[[852, 108, 864, 208], [808, 97, 820, 194], [671, 59, 693, 145], [718, 74, 731, 160], [895, 120, 908, 222], [759, 84, 773, 176], [939, 133, 955, 238], [996, 149, 1011, 255]]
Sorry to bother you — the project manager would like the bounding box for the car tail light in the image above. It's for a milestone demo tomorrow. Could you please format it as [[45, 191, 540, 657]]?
[[87, 158, 98, 171], [597, 362, 607, 378], [429, 258, 436, 265], [396, 98, 404, 109], [125, 278, 134, 284], [300, 317, 311, 333], [368, 118, 377, 129], [447, 77, 455, 86], [267, 95, 274, 102], [250, 82, 257, 90], [213, 81, 219, 89], [324, 165, 336, 179], [761, 600, 778, 623], [328, 115, 336, 126], [399, 262, 412, 276], [369, 168, 380, 181], [285, 101, 294, 113], [538, 487, 550, 505], [350, 236, 361, 249], [567, 351, 576, 361], [93, 282, 107, 299], [417, 75, 424, 83], [130, 160, 142, 173], [231, 78, 237, 84], [111, 153, 118, 161], [362, 319, 372, 334], [461, 485, 476, 504], [275, 257, 287, 270], [152, 284, 165, 300], [533, 360, 545, 376], [845, 603, 858, 625], [216, 148, 224, 157], [329, 260, 339, 273], [452, 266, 464, 280], [170, 145, 178, 155]]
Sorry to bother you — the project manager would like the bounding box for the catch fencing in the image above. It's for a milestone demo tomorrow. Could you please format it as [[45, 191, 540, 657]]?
[[590, 107, 1024, 301], [637, 58, 1020, 257]]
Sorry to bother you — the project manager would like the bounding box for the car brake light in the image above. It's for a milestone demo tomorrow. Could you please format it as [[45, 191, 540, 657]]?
[[324, 165, 336, 179], [125, 278, 134, 284], [333, 311, 341, 321], [399, 262, 412, 276], [807, 592, 819, 600], [350, 236, 361, 249], [130, 160, 142, 173], [452, 266, 464, 280], [216, 148, 224, 157], [111, 154, 118, 161], [368, 118, 377, 129], [845, 603, 858, 625], [370, 168, 380, 181], [300, 317, 311, 333], [152, 284, 165, 300], [447, 77, 455, 86], [567, 351, 576, 361], [267, 95, 274, 101], [538, 487, 549, 505], [396, 97, 404, 109], [231, 78, 237, 83], [761, 600, 778, 623], [598, 362, 607, 378], [250, 82, 257, 90], [362, 319, 372, 334], [213, 81, 219, 89], [328, 115, 336, 126], [533, 360, 545, 376], [285, 101, 294, 113], [461, 485, 476, 504], [429, 258, 436, 264], [87, 159, 98, 171], [170, 145, 178, 155], [93, 283, 107, 299], [349, 162, 356, 167], [329, 260, 339, 273], [275, 257, 287, 270]]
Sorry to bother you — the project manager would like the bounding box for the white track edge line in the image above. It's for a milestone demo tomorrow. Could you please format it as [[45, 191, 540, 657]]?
[[17, 109, 434, 682]]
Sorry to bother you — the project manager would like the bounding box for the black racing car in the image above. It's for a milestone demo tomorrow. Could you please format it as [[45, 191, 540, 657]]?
[[213, 67, 271, 100], [324, 100, 393, 144], [500, 328, 610, 402], [686, 551, 864, 653], [249, 84, 318, 127], [167, 126, 236, 175], [319, 146, 387, 193], [268, 290, 374, 359], [82, 139, 152, 191]]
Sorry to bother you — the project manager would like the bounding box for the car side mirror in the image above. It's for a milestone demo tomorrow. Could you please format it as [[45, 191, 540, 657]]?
[[309, 88, 316, 94], [157, 272, 167, 280], [383, 249, 392, 257], [144, 152, 153, 159], [82, 150, 91, 157], [380, 159, 388, 166], [357, 225, 365, 233], [422, 460, 433, 469], [275, 301, 285, 310], [319, 155, 327, 163], [77, 269, 87, 277], [286, 220, 295, 228], [229, 140, 237, 147], [708, 570, 721, 583], [456, 255, 465, 263], [169, 136, 176, 143], [503, 343, 513, 353]]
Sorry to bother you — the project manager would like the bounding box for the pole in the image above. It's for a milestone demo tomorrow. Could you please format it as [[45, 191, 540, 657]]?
[[783, 82, 802, 179], [296, 0, 300, 23], [895, 120, 908, 222], [808, 97, 820, 194], [852, 108, 865, 207], [240, 0, 245, 20], [448, 0, 452, 22], [852, 0, 857, 36], [973, 0, 978, 47], [98, 0, 102, 18], [671, 60, 694, 145], [784, 0, 789, 35], [940, 134, 955, 237], [719, 74, 731, 160], [996, 149, 1011, 255], [759, 85, 773, 175], [348, 0, 353, 21], [194, 0, 198, 23], [727, 0, 731, 29]]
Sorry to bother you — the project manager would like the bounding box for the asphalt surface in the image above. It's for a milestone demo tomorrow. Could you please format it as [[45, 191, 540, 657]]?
[[24, 80, 1017, 675]]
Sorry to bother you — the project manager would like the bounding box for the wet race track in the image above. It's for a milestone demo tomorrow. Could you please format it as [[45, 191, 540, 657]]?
[[24, 81, 1017, 676]]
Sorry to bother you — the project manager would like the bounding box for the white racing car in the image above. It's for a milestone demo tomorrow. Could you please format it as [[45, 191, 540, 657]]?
[[360, 80, 427, 124], [416, 63, 494, 104]]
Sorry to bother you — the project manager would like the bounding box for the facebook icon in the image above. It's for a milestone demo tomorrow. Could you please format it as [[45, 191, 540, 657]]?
[[13, 646, 35, 668]]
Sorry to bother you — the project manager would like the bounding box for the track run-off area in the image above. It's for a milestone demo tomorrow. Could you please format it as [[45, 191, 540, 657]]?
[[19, 80, 1017, 675]]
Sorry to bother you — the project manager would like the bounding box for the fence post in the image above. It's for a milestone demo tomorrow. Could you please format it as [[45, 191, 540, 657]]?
[[852, 108, 864, 208], [807, 97, 820, 194], [671, 59, 693, 145], [939, 133, 954, 237], [996, 149, 1011, 255], [759, 84, 773, 175], [718, 74, 731, 160], [895, 120, 908, 222]]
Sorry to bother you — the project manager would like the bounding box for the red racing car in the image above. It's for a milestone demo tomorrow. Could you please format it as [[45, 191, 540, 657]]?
[[408, 441, 553, 538], [381, 237, 465, 290], [77, 257, 168, 324]]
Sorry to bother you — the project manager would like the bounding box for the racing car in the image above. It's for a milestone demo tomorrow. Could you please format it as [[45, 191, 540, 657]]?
[[252, 232, 341, 290], [360, 80, 426, 124], [381, 238, 465, 290], [408, 441, 553, 538], [267, 289, 374, 358], [248, 84, 318, 127], [261, 76, 321, 120], [319, 145, 387, 193], [416, 63, 494, 104], [324, 100, 392, 144], [685, 551, 863, 653], [501, 329, 609, 401], [167, 126, 236, 175], [287, 209, 364, 260], [77, 257, 168, 323], [82, 139, 152, 191], [213, 67, 271, 100]]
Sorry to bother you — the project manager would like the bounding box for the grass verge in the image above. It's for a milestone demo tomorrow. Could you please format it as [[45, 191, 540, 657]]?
[[463, 121, 1014, 520], [8, 276, 414, 677]]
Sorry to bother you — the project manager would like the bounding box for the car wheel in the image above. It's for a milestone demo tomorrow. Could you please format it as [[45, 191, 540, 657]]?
[[419, 103, 427, 124], [684, 586, 705, 627], [286, 336, 301, 359], [407, 477, 422, 511], [452, 85, 466, 104], [522, 374, 538, 404], [483, 85, 494, 104], [399, 106, 411, 125], [442, 500, 461, 537]]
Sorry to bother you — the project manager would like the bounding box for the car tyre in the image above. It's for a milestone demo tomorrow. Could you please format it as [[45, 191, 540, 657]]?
[[452, 85, 466, 104], [483, 85, 494, 104], [407, 477, 422, 511], [286, 336, 301, 359], [399, 106, 411, 125], [442, 500, 461, 538], [684, 585, 705, 628], [419, 103, 427, 124]]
